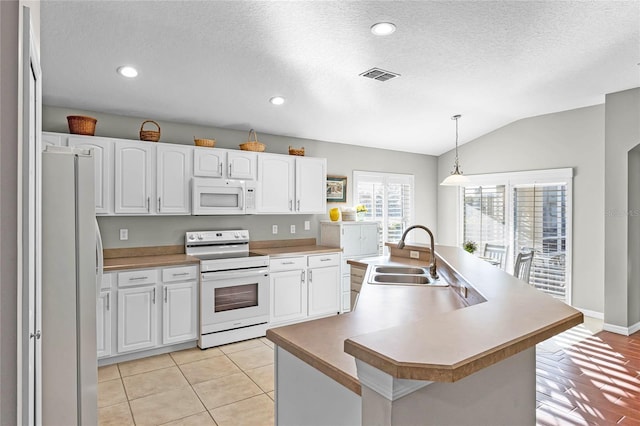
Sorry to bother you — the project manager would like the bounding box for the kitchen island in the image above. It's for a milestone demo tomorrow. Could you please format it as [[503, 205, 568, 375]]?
[[266, 244, 582, 426]]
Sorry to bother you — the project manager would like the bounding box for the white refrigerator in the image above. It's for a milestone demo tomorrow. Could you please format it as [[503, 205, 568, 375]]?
[[41, 146, 98, 425]]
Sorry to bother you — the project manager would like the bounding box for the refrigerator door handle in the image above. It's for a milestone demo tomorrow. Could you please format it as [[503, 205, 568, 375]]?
[[95, 219, 104, 289]]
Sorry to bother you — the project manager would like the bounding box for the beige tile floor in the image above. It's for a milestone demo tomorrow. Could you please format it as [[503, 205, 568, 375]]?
[[98, 337, 275, 426]]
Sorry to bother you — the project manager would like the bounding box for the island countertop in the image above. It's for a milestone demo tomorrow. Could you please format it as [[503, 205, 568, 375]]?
[[266, 244, 582, 395]]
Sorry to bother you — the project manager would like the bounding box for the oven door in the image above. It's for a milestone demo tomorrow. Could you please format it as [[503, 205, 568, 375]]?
[[200, 268, 269, 334], [192, 178, 245, 215]]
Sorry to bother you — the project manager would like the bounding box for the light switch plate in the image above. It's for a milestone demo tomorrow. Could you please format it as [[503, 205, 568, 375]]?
[[272, 225, 278, 234], [304, 221, 310, 231], [410, 250, 420, 259], [119, 229, 128, 241], [290, 225, 296, 234]]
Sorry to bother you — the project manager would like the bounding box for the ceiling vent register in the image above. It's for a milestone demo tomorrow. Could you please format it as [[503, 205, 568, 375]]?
[[359, 68, 400, 82]]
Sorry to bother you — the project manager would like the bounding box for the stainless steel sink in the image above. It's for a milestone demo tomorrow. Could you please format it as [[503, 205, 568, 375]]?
[[373, 266, 426, 275], [372, 275, 431, 284]]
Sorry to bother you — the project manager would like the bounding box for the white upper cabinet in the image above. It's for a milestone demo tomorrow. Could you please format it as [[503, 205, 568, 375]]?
[[193, 147, 225, 178], [156, 144, 192, 214], [42, 132, 66, 151], [296, 157, 326, 214], [114, 141, 155, 214], [257, 154, 295, 213], [227, 151, 257, 180], [68, 136, 114, 215]]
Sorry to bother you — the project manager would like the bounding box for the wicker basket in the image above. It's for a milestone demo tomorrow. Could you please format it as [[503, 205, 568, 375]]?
[[239, 129, 265, 152], [139, 120, 161, 142], [67, 115, 97, 136], [194, 137, 216, 148], [288, 146, 305, 156]]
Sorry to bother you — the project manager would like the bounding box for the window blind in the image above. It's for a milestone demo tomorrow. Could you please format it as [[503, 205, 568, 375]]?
[[354, 171, 414, 246], [513, 184, 567, 299], [463, 185, 507, 250]]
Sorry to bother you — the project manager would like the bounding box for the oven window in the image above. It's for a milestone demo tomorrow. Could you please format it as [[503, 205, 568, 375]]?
[[201, 193, 238, 208], [214, 283, 258, 312]]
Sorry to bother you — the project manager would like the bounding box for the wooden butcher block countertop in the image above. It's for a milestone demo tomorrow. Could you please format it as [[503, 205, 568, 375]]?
[[266, 244, 582, 395], [102, 245, 200, 272]]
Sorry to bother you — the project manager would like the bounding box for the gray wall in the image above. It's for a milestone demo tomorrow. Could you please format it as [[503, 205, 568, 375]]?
[[0, 2, 19, 424], [43, 106, 438, 247], [604, 88, 640, 328], [437, 105, 605, 315]]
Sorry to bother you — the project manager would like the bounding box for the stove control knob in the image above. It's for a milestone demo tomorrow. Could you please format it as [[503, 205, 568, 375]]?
[[234, 232, 240, 238], [188, 235, 196, 241], [197, 234, 204, 240]]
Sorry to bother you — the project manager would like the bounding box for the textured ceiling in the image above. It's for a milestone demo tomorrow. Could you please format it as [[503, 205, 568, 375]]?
[[40, 1, 639, 155]]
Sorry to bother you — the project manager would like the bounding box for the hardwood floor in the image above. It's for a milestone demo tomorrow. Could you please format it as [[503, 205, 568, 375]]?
[[536, 323, 640, 425]]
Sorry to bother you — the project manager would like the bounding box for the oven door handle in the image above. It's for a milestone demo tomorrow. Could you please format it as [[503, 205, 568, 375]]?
[[201, 268, 269, 281]]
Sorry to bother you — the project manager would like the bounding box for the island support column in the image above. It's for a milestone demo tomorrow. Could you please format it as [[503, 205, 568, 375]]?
[[356, 348, 536, 426]]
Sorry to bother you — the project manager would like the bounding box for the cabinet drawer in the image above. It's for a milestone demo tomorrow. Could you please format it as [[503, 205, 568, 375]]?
[[307, 253, 340, 268], [162, 265, 198, 283], [269, 256, 306, 272], [117, 269, 158, 287]]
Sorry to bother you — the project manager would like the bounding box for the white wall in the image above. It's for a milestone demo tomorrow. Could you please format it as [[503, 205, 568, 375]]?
[[43, 106, 438, 247], [604, 88, 640, 329], [437, 105, 605, 314], [0, 3, 20, 424]]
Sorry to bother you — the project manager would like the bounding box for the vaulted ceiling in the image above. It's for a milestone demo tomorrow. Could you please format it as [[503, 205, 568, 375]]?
[[41, 1, 639, 155]]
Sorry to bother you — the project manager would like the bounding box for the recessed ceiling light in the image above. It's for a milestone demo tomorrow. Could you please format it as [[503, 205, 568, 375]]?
[[370, 22, 396, 36], [269, 96, 285, 105], [117, 66, 138, 78]]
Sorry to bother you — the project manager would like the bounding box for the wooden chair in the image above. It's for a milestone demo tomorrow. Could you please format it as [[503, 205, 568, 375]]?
[[514, 250, 535, 283], [483, 244, 508, 269]]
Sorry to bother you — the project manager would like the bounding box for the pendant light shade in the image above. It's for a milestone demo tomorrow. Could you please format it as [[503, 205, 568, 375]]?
[[441, 114, 470, 186]]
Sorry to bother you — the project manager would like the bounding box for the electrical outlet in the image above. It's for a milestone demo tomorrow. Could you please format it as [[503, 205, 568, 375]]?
[[410, 250, 420, 259], [290, 225, 296, 234], [272, 225, 278, 234], [304, 221, 310, 231], [119, 229, 128, 241]]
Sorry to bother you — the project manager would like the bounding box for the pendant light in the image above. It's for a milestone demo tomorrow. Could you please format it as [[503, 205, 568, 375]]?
[[440, 114, 470, 186]]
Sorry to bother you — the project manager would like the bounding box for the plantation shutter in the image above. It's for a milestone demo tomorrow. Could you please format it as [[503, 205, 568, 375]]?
[[463, 185, 507, 251], [513, 184, 567, 299]]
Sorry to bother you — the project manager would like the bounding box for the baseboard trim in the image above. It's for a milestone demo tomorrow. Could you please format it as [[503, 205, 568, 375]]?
[[576, 308, 604, 320], [603, 321, 640, 336]]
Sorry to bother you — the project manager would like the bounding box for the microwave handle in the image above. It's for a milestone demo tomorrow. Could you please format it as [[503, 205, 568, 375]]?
[[240, 186, 244, 209]]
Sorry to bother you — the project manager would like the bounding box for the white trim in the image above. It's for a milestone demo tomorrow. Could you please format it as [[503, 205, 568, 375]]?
[[603, 322, 640, 336], [577, 308, 604, 320], [463, 167, 573, 186], [355, 359, 432, 401]]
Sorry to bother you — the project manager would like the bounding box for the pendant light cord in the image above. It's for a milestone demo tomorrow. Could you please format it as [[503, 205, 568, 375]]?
[[452, 114, 462, 173]]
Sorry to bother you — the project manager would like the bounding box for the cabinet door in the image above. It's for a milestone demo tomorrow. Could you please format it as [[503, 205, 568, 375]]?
[[257, 154, 295, 213], [193, 147, 225, 178], [341, 225, 362, 257], [42, 132, 65, 151], [156, 144, 192, 214], [117, 286, 157, 352], [227, 151, 257, 180], [359, 223, 380, 256], [69, 136, 113, 215], [295, 157, 326, 213], [308, 265, 340, 317], [114, 141, 154, 214], [162, 281, 197, 344], [97, 291, 111, 358], [270, 269, 307, 324]]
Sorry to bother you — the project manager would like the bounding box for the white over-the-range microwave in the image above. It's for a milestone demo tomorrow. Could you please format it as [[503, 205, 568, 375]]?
[[192, 177, 256, 215]]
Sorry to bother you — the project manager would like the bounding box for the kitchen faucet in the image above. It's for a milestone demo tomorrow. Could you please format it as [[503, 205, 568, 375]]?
[[397, 225, 439, 279]]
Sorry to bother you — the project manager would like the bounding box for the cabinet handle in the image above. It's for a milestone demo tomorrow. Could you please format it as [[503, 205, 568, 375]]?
[[228, 163, 232, 177], [289, 200, 292, 211], [106, 293, 110, 310], [301, 270, 305, 283], [152, 288, 156, 304], [297, 199, 300, 211], [172, 272, 189, 277], [320, 258, 332, 262], [158, 197, 161, 212], [164, 287, 168, 302], [219, 162, 223, 176], [309, 270, 313, 283], [129, 276, 148, 281], [282, 261, 295, 265], [147, 197, 150, 212]]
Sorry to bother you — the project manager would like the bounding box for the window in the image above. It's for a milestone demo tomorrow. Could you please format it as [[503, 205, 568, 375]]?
[[459, 169, 572, 303], [353, 171, 414, 247]]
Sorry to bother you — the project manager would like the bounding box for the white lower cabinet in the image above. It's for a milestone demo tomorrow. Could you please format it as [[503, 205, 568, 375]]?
[[118, 285, 158, 353], [163, 281, 198, 345], [105, 264, 198, 358], [96, 291, 112, 358], [269, 253, 340, 327]]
